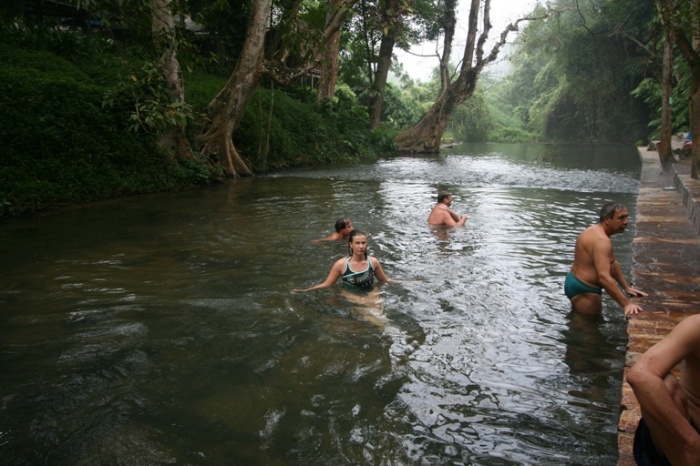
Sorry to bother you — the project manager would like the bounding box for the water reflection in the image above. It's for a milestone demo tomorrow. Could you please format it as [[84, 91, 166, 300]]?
[[0, 143, 641, 465]]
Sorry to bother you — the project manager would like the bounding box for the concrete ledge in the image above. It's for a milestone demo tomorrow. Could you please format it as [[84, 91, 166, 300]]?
[[672, 168, 700, 236], [617, 149, 700, 465]]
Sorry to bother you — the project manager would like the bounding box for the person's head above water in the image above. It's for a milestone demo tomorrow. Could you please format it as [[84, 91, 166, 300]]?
[[437, 191, 452, 204], [335, 217, 353, 236], [599, 202, 627, 223], [347, 229, 368, 258]]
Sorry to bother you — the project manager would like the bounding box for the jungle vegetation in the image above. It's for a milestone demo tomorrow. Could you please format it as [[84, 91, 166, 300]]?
[[0, 0, 697, 217]]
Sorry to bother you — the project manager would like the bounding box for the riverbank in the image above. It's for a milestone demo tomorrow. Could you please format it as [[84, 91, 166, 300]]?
[[617, 144, 700, 465]]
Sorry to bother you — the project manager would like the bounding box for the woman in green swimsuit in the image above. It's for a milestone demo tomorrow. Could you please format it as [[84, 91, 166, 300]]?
[[291, 230, 396, 293]]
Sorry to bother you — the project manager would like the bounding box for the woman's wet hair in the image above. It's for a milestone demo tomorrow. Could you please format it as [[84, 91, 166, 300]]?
[[347, 229, 368, 258], [599, 202, 626, 222]]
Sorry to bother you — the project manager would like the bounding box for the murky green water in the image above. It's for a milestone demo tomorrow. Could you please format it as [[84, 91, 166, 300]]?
[[0, 143, 641, 465]]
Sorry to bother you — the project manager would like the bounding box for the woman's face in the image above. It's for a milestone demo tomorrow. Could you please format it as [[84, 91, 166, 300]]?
[[349, 234, 368, 255]]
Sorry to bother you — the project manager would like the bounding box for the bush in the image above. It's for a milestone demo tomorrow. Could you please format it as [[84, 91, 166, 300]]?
[[0, 27, 394, 217], [0, 43, 197, 216], [490, 127, 538, 143], [185, 78, 394, 172]]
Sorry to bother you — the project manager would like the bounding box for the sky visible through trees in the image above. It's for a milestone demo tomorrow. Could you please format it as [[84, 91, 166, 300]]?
[[396, 0, 539, 81]]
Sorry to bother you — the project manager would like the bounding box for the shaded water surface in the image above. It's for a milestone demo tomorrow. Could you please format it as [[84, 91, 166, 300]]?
[[1, 143, 641, 465]]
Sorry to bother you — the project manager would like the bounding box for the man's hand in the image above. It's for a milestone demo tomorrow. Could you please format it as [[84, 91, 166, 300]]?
[[624, 303, 643, 318], [626, 286, 648, 297]]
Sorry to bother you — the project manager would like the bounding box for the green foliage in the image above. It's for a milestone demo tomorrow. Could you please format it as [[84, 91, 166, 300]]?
[[104, 61, 194, 134], [495, 0, 655, 144], [0, 37, 206, 217], [631, 43, 692, 139], [380, 82, 424, 128], [186, 0, 251, 70], [0, 18, 396, 217], [184, 71, 394, 172], [233, 83, 394, 171], [0, 23, 120, 76], [444, 89, 492, 143]]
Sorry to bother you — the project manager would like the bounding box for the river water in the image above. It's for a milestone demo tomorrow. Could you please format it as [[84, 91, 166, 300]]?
[[0, 143, 641, 465]]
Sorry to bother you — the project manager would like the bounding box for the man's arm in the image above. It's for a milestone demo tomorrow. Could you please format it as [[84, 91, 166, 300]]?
[[593, 240, 643, 317], [611, 258, 647, 297], [448, 209, 467, 226], [442, 209, 467, 226], [436, 210, 457, 226], [627, 314, 700, 465]]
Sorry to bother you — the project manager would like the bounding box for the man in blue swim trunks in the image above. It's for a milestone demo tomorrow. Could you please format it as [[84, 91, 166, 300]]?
[[565, 202, 646, 318], [627, 313, 700, 465]]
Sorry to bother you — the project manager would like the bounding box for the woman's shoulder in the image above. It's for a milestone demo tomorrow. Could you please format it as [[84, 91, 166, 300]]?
[[333, 256, 349, 267]]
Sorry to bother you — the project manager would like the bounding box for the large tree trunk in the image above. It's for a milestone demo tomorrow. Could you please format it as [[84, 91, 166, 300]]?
[[395, 0, 529, 152], [368, 31, 395, 129], [198, 0, 272, 177], [395, 78, 475, 152], [151, 0, 193, 160], [317, 0, 344, 102], [658, 32, 674, 171], [395, 0, 477, 152], [368, 0, 403, 129]]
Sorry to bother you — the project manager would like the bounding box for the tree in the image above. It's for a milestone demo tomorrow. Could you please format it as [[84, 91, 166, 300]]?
[[368, 0, 412, 129], [657, 0, 700, 178], [317, 0, 350, 102], [198, 0, 351, 177], [68, 0, 195, 160], [198, 0, 271, 177], [497, 0, 656, 145], [151, 0, 193, 160], [395, 0, 541, 152], [658, 23, 674, 171]]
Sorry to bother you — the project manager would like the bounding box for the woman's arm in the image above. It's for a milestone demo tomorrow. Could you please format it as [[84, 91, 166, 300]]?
[[291, 258, 344, 293]]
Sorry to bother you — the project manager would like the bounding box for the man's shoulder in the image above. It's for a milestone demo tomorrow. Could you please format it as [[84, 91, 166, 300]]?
[[580, 224, 610, 243]]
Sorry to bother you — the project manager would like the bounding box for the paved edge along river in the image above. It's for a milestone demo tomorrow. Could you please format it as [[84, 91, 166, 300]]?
[[617, 143, 700, 466]]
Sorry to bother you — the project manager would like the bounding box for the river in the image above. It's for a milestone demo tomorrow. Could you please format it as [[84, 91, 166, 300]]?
[[0, 143, 641, 465]]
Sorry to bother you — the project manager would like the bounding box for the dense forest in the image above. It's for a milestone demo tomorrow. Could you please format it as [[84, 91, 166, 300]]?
[[1, 0, 699, 217]]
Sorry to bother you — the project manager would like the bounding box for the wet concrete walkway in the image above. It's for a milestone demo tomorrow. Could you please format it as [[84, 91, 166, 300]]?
[[617, 145, 700, 465]]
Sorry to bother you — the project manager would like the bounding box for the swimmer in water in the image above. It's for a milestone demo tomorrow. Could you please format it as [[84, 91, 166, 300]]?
[[293, 230, 395, 293]]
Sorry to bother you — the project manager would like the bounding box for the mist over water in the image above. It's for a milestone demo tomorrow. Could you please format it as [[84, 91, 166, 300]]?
[[1, 143, 641, 465]]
